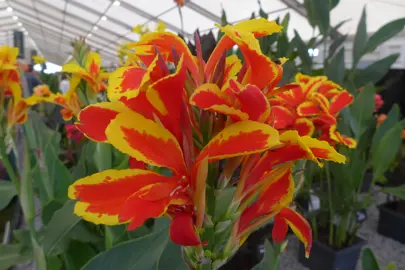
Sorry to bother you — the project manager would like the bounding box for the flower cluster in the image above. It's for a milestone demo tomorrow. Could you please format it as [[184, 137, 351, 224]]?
[[0, 46, 42, 127], [67, 19, 348, 263], [270, 73, 356, 148]]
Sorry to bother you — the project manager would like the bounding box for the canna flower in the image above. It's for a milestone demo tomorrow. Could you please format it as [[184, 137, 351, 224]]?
[[270, 74, 355, 147], [67, 19, 350, 262], [32, 55, 46, 65], [65, 124, 85, 143], [62, 51, 109, 93], [69, 55, 282, 246], [0, 46, 20, 95], [33, 84, 52, 97], [125, 18, 282, 89], [39, 92, 82, 121], [6, 85, 41, 127]]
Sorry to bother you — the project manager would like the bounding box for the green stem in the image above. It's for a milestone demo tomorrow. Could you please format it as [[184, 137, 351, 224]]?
[[325, 163, 334, 246], [0, 137, 20, 192]]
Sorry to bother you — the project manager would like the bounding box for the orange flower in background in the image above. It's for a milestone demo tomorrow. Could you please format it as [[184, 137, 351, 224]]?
[[34, 84, 52, 97], [0, 46, 20, 96], [62, 51, 109, 94], [270, 73, 355, 148], [67, 19, 350, 260], [174, 0, 184, 7], [39, 92, 82, 121]]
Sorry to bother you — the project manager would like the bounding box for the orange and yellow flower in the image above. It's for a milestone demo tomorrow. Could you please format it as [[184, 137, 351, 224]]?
[[33, 84, 52, 97], [62, 51, 108, 94], [67, 19, 349, 258]]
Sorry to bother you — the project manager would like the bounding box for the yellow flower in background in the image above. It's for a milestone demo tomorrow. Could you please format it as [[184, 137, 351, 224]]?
[[132, 21, 166, 36], [32, 55, 47, 65], [33, 84, 52, 97], [62, 51, 109, 94], [0, 46, 21, 98]]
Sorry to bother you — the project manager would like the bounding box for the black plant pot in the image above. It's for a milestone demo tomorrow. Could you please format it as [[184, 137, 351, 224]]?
[[220, 222, 274, 270], [298, 236, 365, 270], [377, 200, 405, 244]]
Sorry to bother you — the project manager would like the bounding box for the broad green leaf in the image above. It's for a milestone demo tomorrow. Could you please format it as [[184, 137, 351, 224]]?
[[214, 187, 235, 220], [354, 54, 400, 88], [350, 84, 375, 139], [252, 240, 281, 270], [310, 0, 330, 35], [303, 0, 316, 28], [105, 225, 128, 249], [0, 181, 17, 210], [43, 200, 81, 255], [383, 184, 405, 200], [94, 143, 112, 171], [82, 225, 170, 270], [63, 240, 99, 270], [372, 119, 405, 180], [362, 248, 380, 270], [155, 240, 188, 270], [365, 18, 405, 54], [329, 34, 347, 58], [294, 30, 312, 74], [325, 47, 345, 84], [42, 200, 64, 225], [0, 244, 33, 269], [371, 105, 400, 154], [352, 7, 367, 69]]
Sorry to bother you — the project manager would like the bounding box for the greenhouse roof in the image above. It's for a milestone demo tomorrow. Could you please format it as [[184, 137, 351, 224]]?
[[0, 0, 404, 66]]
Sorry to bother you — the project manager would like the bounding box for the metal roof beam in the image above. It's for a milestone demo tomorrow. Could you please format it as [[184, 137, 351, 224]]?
[[12, 7, 118, 54], [9, 1, 131, 43]]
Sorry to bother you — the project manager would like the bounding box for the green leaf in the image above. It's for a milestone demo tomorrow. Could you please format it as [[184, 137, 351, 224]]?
[[43, 200, 81, 255], [326, 47, 345, 84], [105, 225, 128, 249], [350, 84, 375, 139], [329, 34, 347, 58], [310, 0, 330, 36], [0, 181, 17, 210], [214, 187, 235, 220], [371, 105, 400, 154], [64, 240, 99, 270], [365, 18, 405, 54], [155, 240, 188, 270], [94, 143, 112, 171], [252, 240, 280, 270], [372, 119, 405, 180], [329, 0, 340, 10], [280, 12, 290, 33], [383, 184, 405, 200], [82, 225, 170, 270], [0, 244, 33, 269], [362, 248, 380, 270], [303, 0, 316, 28], [354, 54, 400, 88], [352, 7, 368, 69], [294, 30, 312, 74]]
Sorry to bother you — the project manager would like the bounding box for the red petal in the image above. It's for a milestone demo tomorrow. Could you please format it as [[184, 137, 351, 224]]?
[[170, 213, 201, 246]]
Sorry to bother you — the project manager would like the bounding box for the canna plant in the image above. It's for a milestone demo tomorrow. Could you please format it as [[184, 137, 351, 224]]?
[[68, 19, 348, 269]]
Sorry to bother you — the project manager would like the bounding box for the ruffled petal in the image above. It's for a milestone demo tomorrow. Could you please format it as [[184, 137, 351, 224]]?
[[170, 213, 201, 246], [197, 120, 280, 162], [75, 102, 128, 142], [274, 208, 312, 258], [68, 169, 171, 225], [105, 110, 187, 175]]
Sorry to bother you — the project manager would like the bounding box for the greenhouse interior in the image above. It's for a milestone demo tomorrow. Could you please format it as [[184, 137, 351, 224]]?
[[1, 0, 405, 269]]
